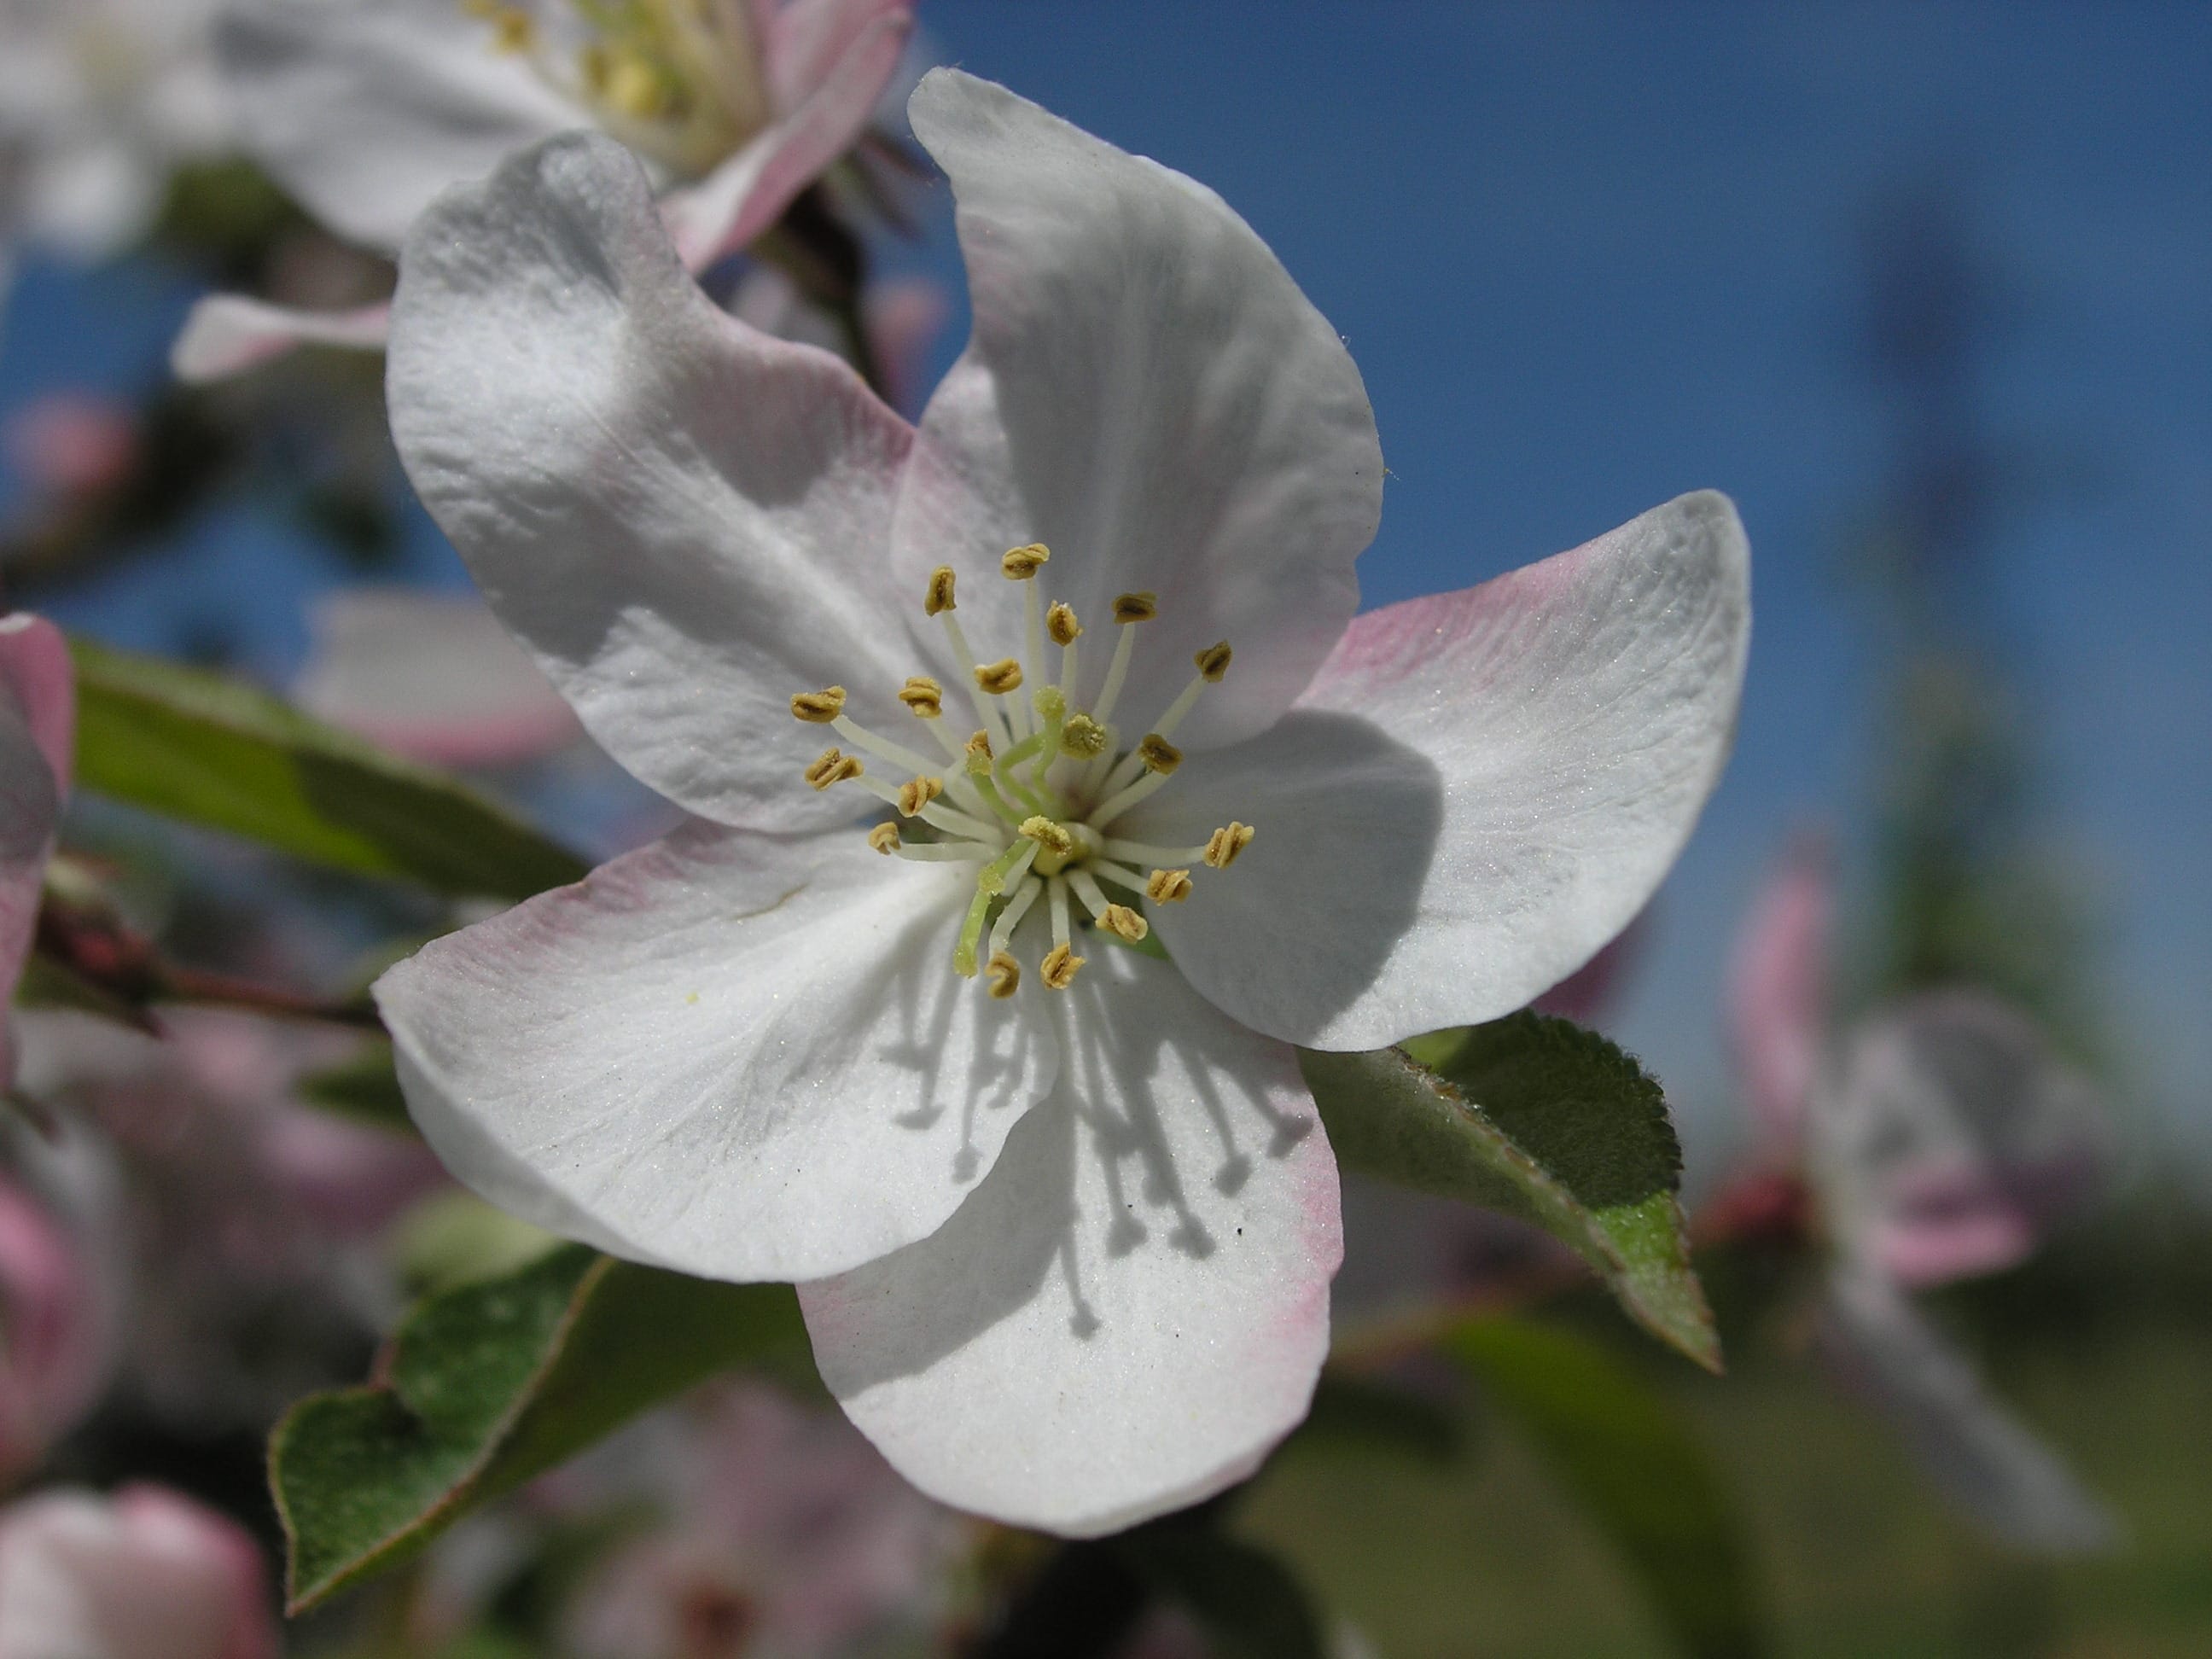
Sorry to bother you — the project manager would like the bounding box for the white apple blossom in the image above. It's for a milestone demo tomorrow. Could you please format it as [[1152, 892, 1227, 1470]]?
[[374, 70, 1751, 1534], [171, 0, 912, 379], [0, 0, 230, 286]]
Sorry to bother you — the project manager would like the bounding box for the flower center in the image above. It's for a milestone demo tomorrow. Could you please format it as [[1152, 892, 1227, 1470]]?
[[791, 546, 1255, 998], [466, 0, 771, 178]]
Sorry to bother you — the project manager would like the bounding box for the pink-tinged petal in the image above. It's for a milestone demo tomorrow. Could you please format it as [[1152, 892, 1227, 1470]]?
[[169, 294, 390, 382], [1725, 834, 1834, 1152], [2, 395, 138, 498], [1817, 991, 2108, 1289], [0, 1485, 278, 1659], [1139, 492, 1750, 1051], [375, 822, 1057, 1283], [253, 1107, 448, 1239], [0, 1175, 106, 1485], [660, 4, 911, 271], [218, 0, 581, 253], [891, 70, 1382, 751], [293, 589, 579, 770], [0, 614, 70, 1085], [1816, 1263, 2117, 1553], [753, 0, 911, 114], [801, 946, 1341, 1536], [388, 131, 921, 832]]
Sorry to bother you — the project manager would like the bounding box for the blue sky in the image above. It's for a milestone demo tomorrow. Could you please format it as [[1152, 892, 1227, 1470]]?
[[4, 3, 2206, 1176]]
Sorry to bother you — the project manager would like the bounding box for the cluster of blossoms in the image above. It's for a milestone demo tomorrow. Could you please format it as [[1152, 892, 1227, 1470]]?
[[370, 67, 1750, 1532]]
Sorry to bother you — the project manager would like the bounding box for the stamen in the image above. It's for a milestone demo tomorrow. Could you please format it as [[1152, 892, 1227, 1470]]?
[[804, 747, 863, 790], [1091, 591, 1157, 730], [1046, 602, 1082, 647], [1204, 822, 1256, 868], [954, 841, 1041, 978], [1088, 859, 1152, 896], [893, 841, 999, 863], [974, 658, 1024, 696], [1146, 868, 1195, 903], [1041, 942, 1085, 991], [989, 874, 1043, 958], [985, 952, 1021, 999], [930, 570, 1010, 745], [789, 685, 846, 723], [1067, 870, 1150, 943], [1194, 641, 1233, 682], [1000, 544, 1051, 579], [897, 677, 944, 718], [853, 772, 999, 840], [1049, 874, 1074, 950], [828, 715, 942, 781], [1086, 765, 1174, 828], [923, 566, 958, 615], [1019, 816, 1074, 859], [896, 776, 945, 818], [1100, 835, 1217, 864], [867, 822, 900, 854], [1137, 734, 1183, 775]]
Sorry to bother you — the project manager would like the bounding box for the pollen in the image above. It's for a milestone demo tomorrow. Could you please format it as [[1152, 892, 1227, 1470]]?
[[1204, 822, 1255, 868], [1045, 602, 1083, 646], [963, 730, 994, 772], [1060, 713, 1109, 757], [896, 676, 944, 718], [1137, 734, 1183, 775], [985, 952, 1021, 999], [1195, 642, 1233, 682], [868, 823, 902, 855], [1146, 868, 1193, 903], [897, 776, 945, 817], [1001, 543, 1051, 579], [1041, 943, 1086, 991], [480, 3, 534, 52], [789, 685, 846, 724], [1099, 905, 1150, 943], [975, 658, 1024, 695], [1020, 817, 1074, 857], [1112, 591, 1158, 624], [805, 747, 863, 790], [923, 566, 958, 615]]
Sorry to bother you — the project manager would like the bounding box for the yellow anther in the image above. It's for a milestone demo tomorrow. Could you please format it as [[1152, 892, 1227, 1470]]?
[[1045, 602, 1083, 646], [485, 5, 534, 52], [975, 658, 1024, 696], [924, 566, 958, 615], [1019, 817, 1074, 857], [1041, 944, 1086, 991], [1137, 733, 1184, 775], [1146, 868, 1193, 903], [1195, 641, 1233, 682], [789, 686, 847, 724], [896, 776, 945, 818], [963, 730, 994, 773], [985, 952, 1021, 999], [868, 822, 902, 855], [1060, 713, 1109, 758], [1001, 543, 1051, 579], [591, 48, 678, 119], [1098, 904, 1150, 943], [1203, 822, 1255, 868], [1112, 592, 1158, 624], [896, 676, 944, 718], [804, 747, 864, 790]]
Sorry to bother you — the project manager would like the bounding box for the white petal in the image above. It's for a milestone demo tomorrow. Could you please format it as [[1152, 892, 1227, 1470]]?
[[659, 3, 910, 271], [890, 70, 1382, 749], [169, 294, 389, 382], [387, 131, 919, 831], [293, 588, 578, 769], [218, 0, 582, 253], [1818, 1262, 2117, 1553], [1816, 991, 2108, 1289], [800, 946, 1341, 1536], [374, 822, 1057, 1283], [1141, 492, 1751, 1050]]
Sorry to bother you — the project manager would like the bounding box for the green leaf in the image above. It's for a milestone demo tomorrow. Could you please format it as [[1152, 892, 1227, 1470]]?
[[1300, 1014, 1719, 1371], [1447, 1318, 1767, 1659], [1116, 1525, 1330, 1659], [70, 636, 588, 901], [295, 1041, 416, 1135], [271, 1245, 812, 1612]]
